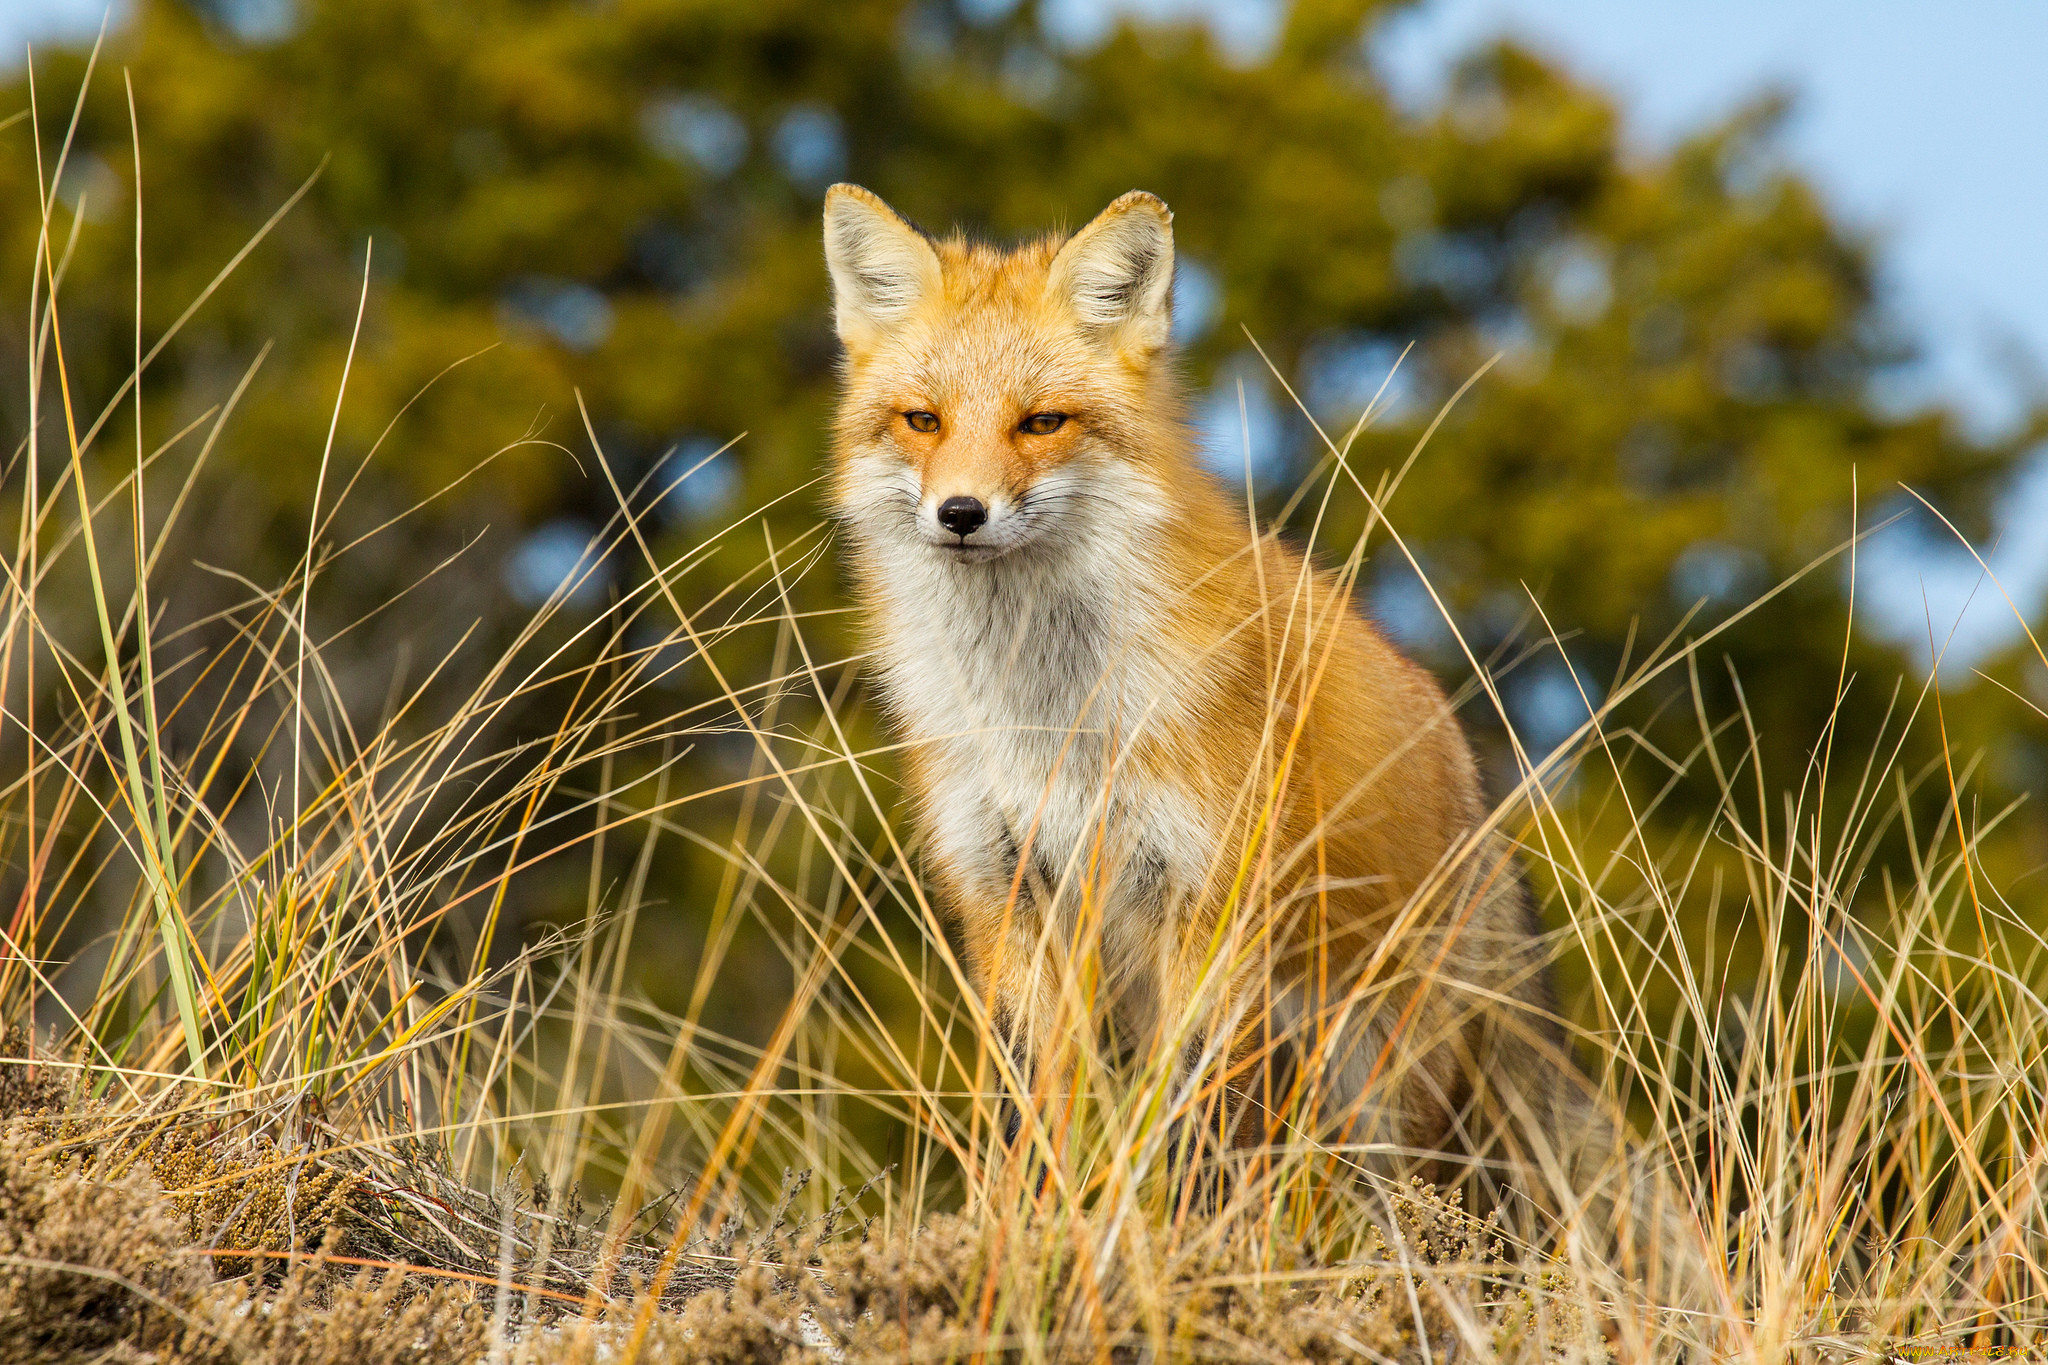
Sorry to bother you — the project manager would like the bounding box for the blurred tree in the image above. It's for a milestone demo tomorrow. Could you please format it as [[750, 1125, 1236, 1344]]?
[[2, 0, 2042, 1006]]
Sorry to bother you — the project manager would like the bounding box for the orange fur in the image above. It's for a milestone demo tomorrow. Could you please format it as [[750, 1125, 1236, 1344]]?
[[821, 186, 1689, 1265]]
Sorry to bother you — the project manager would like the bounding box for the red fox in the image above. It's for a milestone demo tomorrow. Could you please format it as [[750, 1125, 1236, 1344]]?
[[821, 183, 1693, 1274]]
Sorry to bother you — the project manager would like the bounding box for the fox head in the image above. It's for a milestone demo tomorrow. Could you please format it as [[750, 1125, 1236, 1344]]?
[[823, 185, 1184, 567]]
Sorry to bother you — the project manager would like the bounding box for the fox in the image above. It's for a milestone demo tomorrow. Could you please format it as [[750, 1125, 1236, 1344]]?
[[821, 183, 1699, 1285]]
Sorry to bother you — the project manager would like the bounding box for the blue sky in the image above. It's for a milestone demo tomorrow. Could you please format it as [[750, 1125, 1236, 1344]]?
[[10, 0, 2047, 670], [1060, 0, 2048, 672], [1371, 0, 2048, 674]]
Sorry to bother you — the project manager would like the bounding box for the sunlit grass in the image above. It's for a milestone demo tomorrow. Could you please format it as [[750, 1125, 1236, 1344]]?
[[2, 50, 2044, 1364]]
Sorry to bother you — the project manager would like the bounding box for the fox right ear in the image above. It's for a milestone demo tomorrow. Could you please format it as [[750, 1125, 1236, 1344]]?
[[823, 185, 941, 351], [1050, 191, 1175, 355]]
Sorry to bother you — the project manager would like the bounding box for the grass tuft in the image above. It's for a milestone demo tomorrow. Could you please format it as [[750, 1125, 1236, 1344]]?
[[2, 53, 2044, 1364]]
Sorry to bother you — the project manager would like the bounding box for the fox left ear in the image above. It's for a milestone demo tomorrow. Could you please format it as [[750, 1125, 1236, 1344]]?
[[823, 184, 943, 352], [1050, 191, 1175, 353]]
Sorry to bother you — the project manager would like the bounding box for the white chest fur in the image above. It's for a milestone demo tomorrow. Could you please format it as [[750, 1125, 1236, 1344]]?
[[866, 532, 1213, 942]]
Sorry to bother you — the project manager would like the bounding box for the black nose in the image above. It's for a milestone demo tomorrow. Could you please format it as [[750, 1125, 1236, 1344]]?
[[936, 496, 987, 537]]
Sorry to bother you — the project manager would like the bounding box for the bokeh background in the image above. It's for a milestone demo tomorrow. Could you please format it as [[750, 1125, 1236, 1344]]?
[[5, 0, 2044, 1047]]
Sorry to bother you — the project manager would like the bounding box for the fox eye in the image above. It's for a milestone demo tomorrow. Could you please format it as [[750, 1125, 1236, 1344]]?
[[903, 410, 940, 434], [1019, 412, 1067, 436]]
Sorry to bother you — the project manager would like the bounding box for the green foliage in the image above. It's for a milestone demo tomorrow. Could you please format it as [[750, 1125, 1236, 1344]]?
[[2, 0, 2042, 997], [3, 15, 2045, 1350]]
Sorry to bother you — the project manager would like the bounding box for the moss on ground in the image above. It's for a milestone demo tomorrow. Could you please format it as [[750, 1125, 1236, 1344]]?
[[0, 1123, 1605, 1361], [0, 1044, 1613, 1362]]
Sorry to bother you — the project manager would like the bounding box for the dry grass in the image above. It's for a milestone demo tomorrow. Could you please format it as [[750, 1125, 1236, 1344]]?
[[3, 52, 2045, 1364], [0, 1081, 1580, 1362]]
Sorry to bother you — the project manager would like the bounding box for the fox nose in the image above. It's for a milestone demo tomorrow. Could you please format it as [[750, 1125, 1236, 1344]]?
[[936, 496, 988, 537]]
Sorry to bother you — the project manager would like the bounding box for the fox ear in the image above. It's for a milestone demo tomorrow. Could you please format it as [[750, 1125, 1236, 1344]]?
[[823, 184, 942, 350], [1050, 191, 1175, 352]]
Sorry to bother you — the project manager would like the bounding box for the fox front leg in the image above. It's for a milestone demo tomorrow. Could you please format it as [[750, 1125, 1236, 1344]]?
[[965, 906, 1065, 1157], [989, 1005, 1032, 1150], [1149, 952, 1275, 1207], [985, 975, 1076, 1203]]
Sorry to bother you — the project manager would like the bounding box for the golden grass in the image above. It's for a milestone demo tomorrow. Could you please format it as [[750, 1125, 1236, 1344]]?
[[2, 49, 2044, 1364]]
